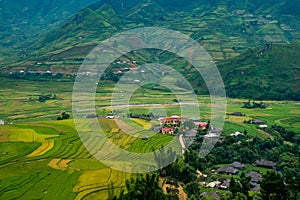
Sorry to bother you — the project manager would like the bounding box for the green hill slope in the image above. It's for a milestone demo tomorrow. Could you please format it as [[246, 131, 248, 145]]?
[[1, 0, 300, 100], [218, 42, 300, 100]]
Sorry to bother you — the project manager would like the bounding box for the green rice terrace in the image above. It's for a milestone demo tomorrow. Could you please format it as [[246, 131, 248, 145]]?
[[0, 77, 299, 199]]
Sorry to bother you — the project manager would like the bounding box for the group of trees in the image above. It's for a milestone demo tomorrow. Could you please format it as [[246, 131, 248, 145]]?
[[242, 100, 267, 109], [110, 174, 169, 200], [110, 122, 299, 200], [38, 94, 56, 102], [57, 112, 70, 120]]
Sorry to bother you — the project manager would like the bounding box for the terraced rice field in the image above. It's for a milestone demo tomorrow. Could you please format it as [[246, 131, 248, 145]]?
[[0, 118, 172, 199]]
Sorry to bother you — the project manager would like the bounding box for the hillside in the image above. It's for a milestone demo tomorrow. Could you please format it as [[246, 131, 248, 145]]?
[[218, 42, 300, 100], [0, 0, 99, 64], [3, 0, 299, 65], [1, 0, 300, 100]]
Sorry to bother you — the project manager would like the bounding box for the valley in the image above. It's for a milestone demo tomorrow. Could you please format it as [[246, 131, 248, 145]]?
[[0, 0, 299, 199]]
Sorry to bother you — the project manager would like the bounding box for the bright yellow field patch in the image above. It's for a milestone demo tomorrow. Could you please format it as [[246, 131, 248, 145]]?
[[73, 168, 132, 200], [8, 128, 57, 142], [226, 116, 251, 123], [47, 158, 73, 170], [48, 158, 61, 170], [27, 140, 54, 157], [131, 118, 152, 130]]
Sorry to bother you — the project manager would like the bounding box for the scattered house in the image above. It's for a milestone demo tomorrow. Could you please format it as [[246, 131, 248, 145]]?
[[218, 166, 239, 175], [130, 114, 152, 120], [85, 114, 97, 119], [219, 179, 230, 190], [199, 192, 221, 200], [194, 121, 207, 130], [160, 116, 182, 128], [251, 119, 265, 124], [252, 184, 260, 193], [204, 132, 219, 138], [206, 181, 221, 188], [247, 171, 263, 184], [0, 120, 4, 125], [230, 162, 245, 169], [210, 127, 222, 134], [259, 124, 268, 129], [142, 136, 149, 140], [204, 128, 222, 138], [231, 112, 243, 116], [189, 117, 200, 122], [106, 115, 115, 119], [162, 128, 174, 135], [230, 131, 244, 137], [133, 79, 141, 83], [253, 159, 276, 169], [183, 129, 197, 138]]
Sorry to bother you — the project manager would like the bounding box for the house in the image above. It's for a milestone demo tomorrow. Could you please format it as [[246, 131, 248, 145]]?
[[230, 162, 245, 169], [253, 159, 276, 169], [247, 171, 262, 183], [194, 122, 207, 130], [199, 192, 221, 200], [162, 128, 174, 135], [230, 131, 244, 137], [219, 179, 230, 190], [106, 115, 115, 119], [251, 119, 265, 124], [189, 117, 200, 122], [231, 112, 243, 116], [86, 114, 97, 119], [0, 120, 4, 125], [259, 124, 268, 129], [252, 184, 260, 193], [142, 136, 149, 140], [204, 132, 219, 138], [206, 181, 221, 188], [183, 130, 197, 138], [160, 116, 182, 128], [218, 166, 239, 175]]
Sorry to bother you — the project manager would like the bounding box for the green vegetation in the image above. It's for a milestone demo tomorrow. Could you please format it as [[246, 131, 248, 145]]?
[[0, 0, 299, 199]]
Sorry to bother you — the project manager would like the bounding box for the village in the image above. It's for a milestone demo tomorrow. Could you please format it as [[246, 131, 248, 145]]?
[[120, 113, 277, 198]]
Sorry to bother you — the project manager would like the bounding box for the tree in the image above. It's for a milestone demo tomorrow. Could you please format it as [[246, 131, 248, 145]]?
[[229, 177, 241, 196], [239, 172, 253, 198], [259, 171, 288, 200], [113, 174, 168, 200], [185, 182, 201, 197]]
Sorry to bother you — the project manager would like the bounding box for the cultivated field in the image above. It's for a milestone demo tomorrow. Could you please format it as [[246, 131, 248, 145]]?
[[0, 78, 298, 199]]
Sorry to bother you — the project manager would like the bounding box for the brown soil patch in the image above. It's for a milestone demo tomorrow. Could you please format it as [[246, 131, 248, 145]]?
[[0, 129, 9, 142], [161, 178, 187, 200], [114, 119, 135, 132]]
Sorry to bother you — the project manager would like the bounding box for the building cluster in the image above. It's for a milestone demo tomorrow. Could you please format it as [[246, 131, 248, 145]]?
[[159, 116, 208, 135]]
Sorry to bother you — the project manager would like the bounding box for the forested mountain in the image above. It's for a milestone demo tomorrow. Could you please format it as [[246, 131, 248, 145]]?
[[1, 0, 299, 100], [0, 0, 99, 63]]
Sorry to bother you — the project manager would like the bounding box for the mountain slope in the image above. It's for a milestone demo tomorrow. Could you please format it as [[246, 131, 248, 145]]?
[[1, 0, 300, 100], [218, 42, 300, 100], [0, 0, 99, 64]]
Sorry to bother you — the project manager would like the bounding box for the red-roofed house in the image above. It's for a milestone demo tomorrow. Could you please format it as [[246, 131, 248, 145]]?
[[194, 122, 207, 130], [162, 128, 174, 135], [160, 117, 182, 128]]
